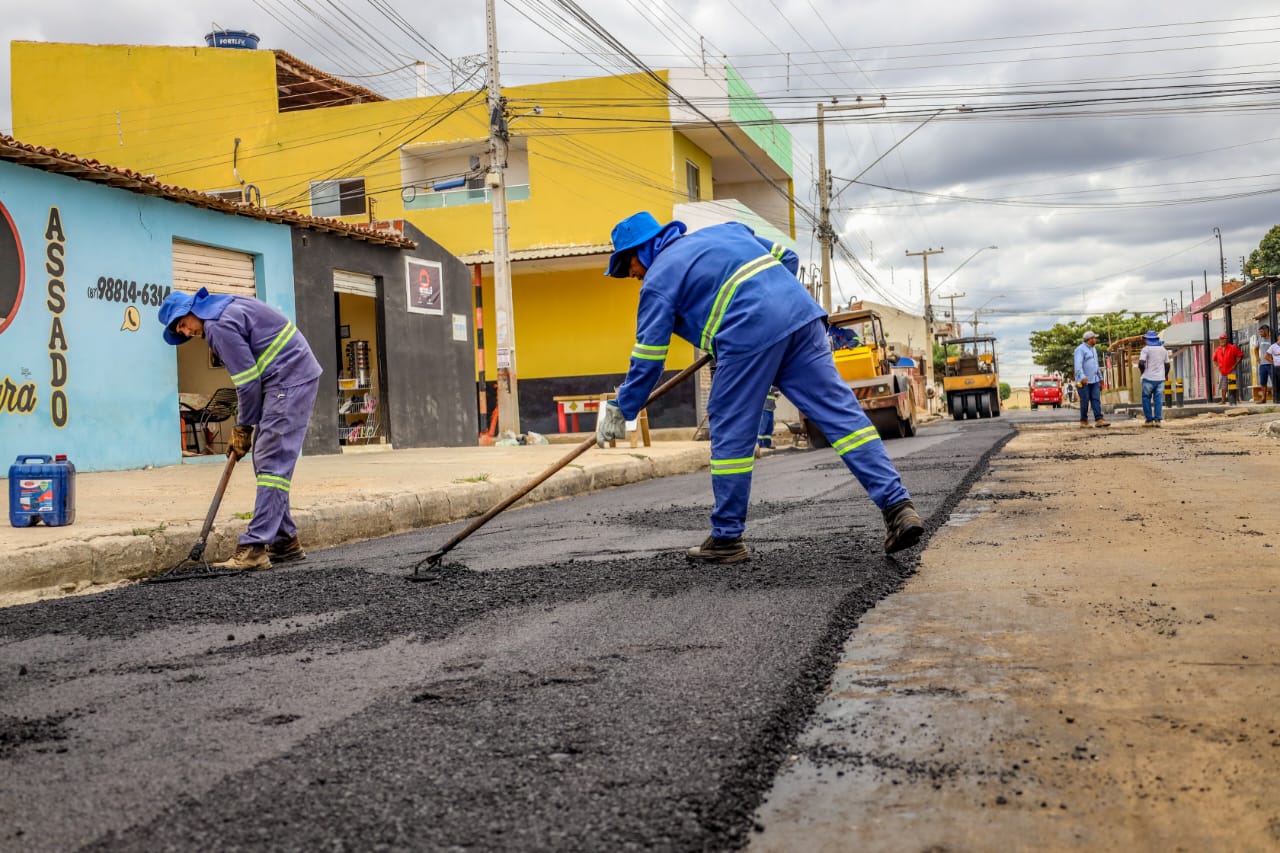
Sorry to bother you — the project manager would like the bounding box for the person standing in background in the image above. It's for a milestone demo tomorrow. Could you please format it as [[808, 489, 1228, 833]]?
[[1253, 324, 1272, 402], [1138, 330, 1170, 426], [1213, 333, 1243, 405], [1073, 330, 1109, 428]]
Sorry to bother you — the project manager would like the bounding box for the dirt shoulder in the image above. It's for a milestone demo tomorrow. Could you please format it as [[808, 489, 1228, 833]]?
[[751, 412, 1280, 852]]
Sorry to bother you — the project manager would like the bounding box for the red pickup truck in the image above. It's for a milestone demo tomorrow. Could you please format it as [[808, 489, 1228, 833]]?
[[1030, 376, 1063, 409]]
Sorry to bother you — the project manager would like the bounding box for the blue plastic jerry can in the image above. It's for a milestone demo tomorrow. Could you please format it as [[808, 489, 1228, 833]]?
[[9, 454, 77, 527]]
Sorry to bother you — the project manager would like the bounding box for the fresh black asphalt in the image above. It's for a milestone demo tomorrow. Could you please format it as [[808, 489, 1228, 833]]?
[[0, 418, 1009, 852]]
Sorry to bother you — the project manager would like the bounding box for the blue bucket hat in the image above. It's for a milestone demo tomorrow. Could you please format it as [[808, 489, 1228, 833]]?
[[1143, 330, 1160, 343], [605, 212, 664, 278], [158, 287, 234, 345]]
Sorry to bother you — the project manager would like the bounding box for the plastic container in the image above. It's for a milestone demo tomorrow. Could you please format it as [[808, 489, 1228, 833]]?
[[9, 454, 76, 527], [833, 347, 875, 382]]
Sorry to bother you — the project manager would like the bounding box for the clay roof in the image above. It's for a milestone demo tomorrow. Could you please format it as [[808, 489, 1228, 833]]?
[[0, 134, 414, 248], [274, 50, 388, 112]]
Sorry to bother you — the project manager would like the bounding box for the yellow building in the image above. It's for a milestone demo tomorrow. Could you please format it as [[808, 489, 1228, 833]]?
[[11, 40, 797, 435]]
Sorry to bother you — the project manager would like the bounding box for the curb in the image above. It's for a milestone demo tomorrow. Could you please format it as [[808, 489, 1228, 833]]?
[[2, 447, 711, 599]]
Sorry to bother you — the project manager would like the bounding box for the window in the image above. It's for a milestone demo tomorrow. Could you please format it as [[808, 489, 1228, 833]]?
[[310, 179, 366, 217], [685, 161, 700, 201], [207, 188, 246, 203]]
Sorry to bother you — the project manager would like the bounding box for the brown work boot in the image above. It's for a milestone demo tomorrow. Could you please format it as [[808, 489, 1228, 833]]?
[[686, 536, 749, 564], [883, 499, 924, 554], [268, 535, 307, 564], [214, 544, 272, 571], [1079, 420, 1089, 428], [1095, 419, 1110, 428]]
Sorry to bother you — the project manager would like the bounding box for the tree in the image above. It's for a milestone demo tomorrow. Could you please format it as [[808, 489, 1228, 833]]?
[[1246, 225, 1280, 277], [932, 341, 960, 378], [1029, 312, 1166, 377], [999, 382, 1011, 401]]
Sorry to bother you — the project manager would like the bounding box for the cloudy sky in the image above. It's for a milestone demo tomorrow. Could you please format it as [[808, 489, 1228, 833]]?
[[3, 0, 1277, 381]]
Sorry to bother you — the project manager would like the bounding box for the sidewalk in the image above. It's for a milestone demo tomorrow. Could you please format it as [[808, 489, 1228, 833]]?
[[1, 437, 711, 603]]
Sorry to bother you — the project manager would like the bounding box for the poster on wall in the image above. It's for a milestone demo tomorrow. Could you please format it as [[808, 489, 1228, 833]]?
[[405, 257, 443, 316]]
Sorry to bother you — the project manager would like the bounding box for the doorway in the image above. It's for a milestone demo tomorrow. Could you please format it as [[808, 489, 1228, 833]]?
[[172, 241, 255, 456], [334, 271, 387, 448]]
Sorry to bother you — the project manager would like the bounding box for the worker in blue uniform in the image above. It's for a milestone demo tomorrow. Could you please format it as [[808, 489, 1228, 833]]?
[[596, 212, 922, 562], [160, 287, 323, 570]]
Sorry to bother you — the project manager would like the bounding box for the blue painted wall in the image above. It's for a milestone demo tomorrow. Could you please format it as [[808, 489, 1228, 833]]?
[[0, 161, 295, 473]]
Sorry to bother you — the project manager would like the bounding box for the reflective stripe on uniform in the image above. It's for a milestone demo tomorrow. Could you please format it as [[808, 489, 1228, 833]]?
[[256, 473, 291, 492], [769, 242, 786, 260], [230, 323, 298, 386], [631, 341, 669, 362], [832, 425, 880, 456], [699, 254, 781, 356], [710, 456, 754, 476]]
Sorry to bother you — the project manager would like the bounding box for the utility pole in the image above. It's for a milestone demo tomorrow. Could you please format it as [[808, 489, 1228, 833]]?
[[906, 247, 944, 411], [486, 0, 519, 434], [816, 98, 884, 313], [1213, 226, 1225, 290], [936, 291, 965, 339]]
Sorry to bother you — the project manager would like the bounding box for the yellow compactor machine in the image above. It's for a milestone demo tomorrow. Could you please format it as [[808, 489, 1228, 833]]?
[[801, 308, 918, 445], [942, 335, 1002, 420]]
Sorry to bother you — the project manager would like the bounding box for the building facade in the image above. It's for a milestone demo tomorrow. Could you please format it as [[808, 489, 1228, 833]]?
[[0, 136, 474, 472], [11, 40, 798, 434]]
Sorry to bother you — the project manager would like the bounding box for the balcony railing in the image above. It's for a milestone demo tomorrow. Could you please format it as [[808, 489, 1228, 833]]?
[[404, 184, 530, 211]]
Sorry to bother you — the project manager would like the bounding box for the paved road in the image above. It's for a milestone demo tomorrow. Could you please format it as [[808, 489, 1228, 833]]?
[[1, 416, 1012, 852]]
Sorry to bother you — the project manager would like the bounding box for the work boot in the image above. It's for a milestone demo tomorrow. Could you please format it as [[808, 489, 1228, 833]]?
[[686, 536, 749, 564], [214, 544, 272, 571], [1079, 420, 1089, 428], [883, 499, 924, 554], [1095, 419, 1110, 428], [268, 535, 307, 564]]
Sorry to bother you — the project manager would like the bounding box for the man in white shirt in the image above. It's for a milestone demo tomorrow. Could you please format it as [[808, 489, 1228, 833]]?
[[1255, 324, 1272, 402], [1265, 331, 1280, 404], [1137, 330, 1171, 426]]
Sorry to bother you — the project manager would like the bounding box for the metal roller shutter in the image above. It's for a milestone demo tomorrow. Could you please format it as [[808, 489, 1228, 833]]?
[[172, 240, 256, 295], [333, 269, 377, 297]]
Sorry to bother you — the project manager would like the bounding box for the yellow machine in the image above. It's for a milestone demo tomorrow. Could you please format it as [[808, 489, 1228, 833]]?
[[942, 335, 1002, 420], [802, 308, 918, 444]]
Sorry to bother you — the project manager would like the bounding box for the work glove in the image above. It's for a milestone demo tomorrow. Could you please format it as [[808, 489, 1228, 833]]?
[[228, 425, 254, 460], [595, 402, 627, 448]]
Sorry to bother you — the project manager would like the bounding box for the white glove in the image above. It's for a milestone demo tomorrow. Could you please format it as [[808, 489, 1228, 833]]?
[[595, 401, 627, 448]]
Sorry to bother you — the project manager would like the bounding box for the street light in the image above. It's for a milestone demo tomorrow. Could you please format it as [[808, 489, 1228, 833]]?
[[1213, 226, 1225, 289], [817, 101, 970, 312], [934, 245, 998, 291]]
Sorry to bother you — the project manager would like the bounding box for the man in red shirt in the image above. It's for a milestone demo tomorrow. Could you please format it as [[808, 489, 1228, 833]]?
[[1213, 333, 1243, 404]]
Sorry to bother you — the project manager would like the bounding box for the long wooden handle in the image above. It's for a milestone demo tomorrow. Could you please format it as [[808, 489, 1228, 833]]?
[[419, 353, 712, 568], [190, 453, 238, 560]]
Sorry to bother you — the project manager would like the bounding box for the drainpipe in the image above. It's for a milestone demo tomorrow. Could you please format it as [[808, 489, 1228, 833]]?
[[1202, 312, 1212, 403], [473, 264, 489, 438]]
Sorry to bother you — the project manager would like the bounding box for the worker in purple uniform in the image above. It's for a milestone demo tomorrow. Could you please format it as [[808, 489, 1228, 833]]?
[[598, 212, 922, 563], [159, 287, 323, 570]]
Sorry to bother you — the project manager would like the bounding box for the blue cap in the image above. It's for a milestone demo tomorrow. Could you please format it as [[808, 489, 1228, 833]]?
[[605, 212, 664, 278], [159, 289, 198, 345], [158, 287, 235, 345]]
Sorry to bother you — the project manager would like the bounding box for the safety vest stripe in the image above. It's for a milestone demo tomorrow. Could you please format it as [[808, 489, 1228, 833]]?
[[770, 242, 786, 260], [631, 342, 669, 362], [833, 426, 880, 455], [230, 364, 259, 386], [699, 254, 781, 355], [710, 456, 755, 476], [256, 474, 291, 491], [255, 323, 297, 375], [229, 322, 297, 386]]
